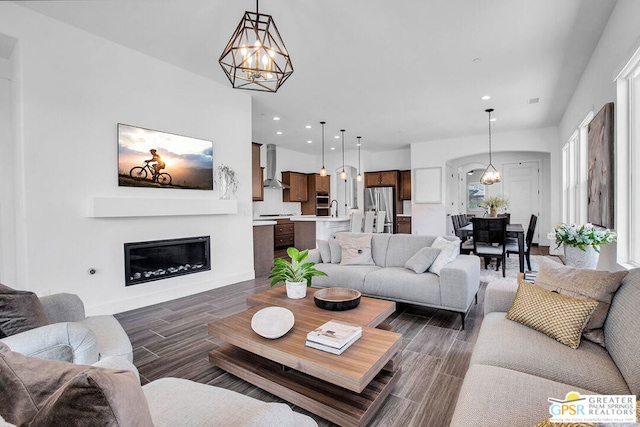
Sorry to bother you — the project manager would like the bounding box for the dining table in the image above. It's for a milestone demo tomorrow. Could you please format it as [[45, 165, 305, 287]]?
[[456, 222, 526, 273]]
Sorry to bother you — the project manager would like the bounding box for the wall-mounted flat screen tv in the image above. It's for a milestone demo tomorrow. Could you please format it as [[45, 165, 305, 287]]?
[[118, 123, 213, 190]]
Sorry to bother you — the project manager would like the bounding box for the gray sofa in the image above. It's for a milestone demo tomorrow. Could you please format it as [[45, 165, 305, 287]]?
[[0, 293, 132, 364], [0, 344, 317, 427], [450, 269, 640, 426], [308, 232, 481, 327]]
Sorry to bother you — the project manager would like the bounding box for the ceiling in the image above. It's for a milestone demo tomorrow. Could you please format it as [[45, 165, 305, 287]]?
[[16, 0, 617, 154]]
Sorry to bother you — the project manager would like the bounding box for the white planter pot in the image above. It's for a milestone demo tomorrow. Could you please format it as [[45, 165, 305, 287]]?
[[285, 279, 307, 299], [564, 245, 599, 269]]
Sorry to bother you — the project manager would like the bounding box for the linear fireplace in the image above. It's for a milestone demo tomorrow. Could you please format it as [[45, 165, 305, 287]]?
[[124, 236, 211, 286]]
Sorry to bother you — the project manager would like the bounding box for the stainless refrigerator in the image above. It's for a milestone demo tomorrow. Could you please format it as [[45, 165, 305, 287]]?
[[364, 187, 395, 233]]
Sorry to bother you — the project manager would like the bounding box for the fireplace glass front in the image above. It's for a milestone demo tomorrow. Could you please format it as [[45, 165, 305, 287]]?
[[124, 236, 211, 286]]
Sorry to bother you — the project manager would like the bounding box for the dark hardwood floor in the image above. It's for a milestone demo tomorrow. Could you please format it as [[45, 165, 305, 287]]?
[[115, 246, 549, 426]]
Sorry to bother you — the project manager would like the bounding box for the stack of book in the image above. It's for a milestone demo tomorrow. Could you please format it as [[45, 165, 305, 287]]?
[[305, 319, 362, 355]]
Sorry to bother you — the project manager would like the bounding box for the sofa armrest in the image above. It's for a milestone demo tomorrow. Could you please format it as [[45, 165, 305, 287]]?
[[307, 248, 322, 264], [439, 255, 481, 311], [93, 356, 141, 382], [484, 279, 518, 315], [0, 322, 99, 364], [40, 293, 86, 323]]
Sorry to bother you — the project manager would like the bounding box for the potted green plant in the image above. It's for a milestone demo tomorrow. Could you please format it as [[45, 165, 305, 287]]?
[[479, 195, 510, 217], [268, 247, 328, 299], [548, 223, 617, 269]]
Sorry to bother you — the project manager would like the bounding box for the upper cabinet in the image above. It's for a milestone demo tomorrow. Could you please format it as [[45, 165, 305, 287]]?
[[282, 171, 308, 202], [252, 143, 264, 201], [302, 173, 331, 216], [400, 170, 412, 200], [364, 171, 399, 188]]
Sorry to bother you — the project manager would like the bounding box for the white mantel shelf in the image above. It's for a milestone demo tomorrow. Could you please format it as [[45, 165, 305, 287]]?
[[88, 197, 238, 218]]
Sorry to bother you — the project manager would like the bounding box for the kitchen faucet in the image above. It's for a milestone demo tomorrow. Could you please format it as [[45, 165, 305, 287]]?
[[330, 199, 338, 217]]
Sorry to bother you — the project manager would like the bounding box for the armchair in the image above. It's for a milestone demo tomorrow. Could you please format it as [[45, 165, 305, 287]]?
[[0, 293, 132, 364]]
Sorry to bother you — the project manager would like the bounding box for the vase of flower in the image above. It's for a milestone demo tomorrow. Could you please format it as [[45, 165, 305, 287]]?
[[564, 245, 599, 269], [548, 223, 617, 270], [215, 164, 238, 200], [479, 196, 509, 218]]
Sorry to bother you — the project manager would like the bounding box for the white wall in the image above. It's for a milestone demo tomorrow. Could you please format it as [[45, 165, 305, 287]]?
[[558, 0, 640, 271], [410, 127, 559, 236], [0, 3, 254, 314]]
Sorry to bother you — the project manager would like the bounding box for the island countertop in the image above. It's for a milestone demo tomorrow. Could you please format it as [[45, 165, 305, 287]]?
[[289, 216, 350, 222]]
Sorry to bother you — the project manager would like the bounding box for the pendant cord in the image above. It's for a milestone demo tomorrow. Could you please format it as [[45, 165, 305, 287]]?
[[341, 130, 346, 171], [321, 121, 326, 167], [256, 0, 259, 14]]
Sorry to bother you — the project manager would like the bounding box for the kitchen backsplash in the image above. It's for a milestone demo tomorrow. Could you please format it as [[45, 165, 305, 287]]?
[[253, 188, 301, 217]]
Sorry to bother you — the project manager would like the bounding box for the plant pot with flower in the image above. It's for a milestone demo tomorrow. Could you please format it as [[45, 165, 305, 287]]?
[[268, 247, 328, 299], [479, 196, 510, 217], [547, 223, 617, 269]]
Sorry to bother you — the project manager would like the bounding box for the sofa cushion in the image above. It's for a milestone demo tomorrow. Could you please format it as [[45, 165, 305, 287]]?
[[428, 236, 461, 276], [450, 364, 598, 427], [0, 283, 50, 338], [363, 267, 441, 306], [384, 234, 436, 267], [404, 247, 441, 274], [312, 263, 380, 292], [471, 312, 630, 395], [330, 233, 391, 266], [79, 316, 134, 362], [0, 342, 153, 427], [143, 377, 317, 427], [534, 257, 627, 346], [604, 268, 640, 397], [316, 239, 331, 263], [506, 280, 598, 349], [338, 235, 375, 265]]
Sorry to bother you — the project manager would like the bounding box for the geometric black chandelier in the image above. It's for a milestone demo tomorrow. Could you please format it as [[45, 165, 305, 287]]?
[[218, 1, 294, 92], [480, 108, 502, 185]]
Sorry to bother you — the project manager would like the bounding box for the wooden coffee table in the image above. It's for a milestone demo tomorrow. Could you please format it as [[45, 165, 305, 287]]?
[[208, 286, 402, 427]]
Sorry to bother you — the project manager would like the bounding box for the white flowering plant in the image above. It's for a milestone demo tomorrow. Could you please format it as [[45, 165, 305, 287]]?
[[547, 223, 617, 252]]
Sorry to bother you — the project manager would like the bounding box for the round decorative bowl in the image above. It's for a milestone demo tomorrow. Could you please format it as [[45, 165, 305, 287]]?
[[251, 306, 295, 339], [313, 288, 361, 311]]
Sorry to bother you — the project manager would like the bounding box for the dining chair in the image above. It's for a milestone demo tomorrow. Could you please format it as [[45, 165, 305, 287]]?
[[375, 211, 386, 233], [506, 214, 537, 271], [350, 212, 363, 233], [497, 213, 511, 224], [472, 217, 508, 277], [363, 211, 375, 233], [452, 214, 473, 255]]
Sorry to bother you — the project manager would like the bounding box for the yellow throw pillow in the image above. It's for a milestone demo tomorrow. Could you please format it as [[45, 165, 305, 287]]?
[[506, 280, 598, 349]]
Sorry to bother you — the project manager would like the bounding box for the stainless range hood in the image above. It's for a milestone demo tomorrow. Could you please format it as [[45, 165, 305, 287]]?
[[263, 144, 289, 189]]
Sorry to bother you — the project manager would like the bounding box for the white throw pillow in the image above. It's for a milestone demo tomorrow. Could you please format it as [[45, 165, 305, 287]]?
[[339, 235, 375, 265], [405, 247, 441, 274], [428, 236, 461, 276]]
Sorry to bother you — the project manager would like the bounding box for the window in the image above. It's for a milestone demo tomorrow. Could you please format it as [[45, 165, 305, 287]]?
[[614, 45, 640, 267], [561, 114, 591, 225]]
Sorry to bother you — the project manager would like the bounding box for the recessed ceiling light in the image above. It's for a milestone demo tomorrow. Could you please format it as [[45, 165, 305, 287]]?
[[305, 125, 312, 129], [273, 117, 280, 121], [356, 143, 361, 147], [489, 118, 497, 122], [481, 95, 491, 100], [330, 147, 336, 150], [334, 135, 340, 139], [276, 131, 283, 135], [307, 140, 312, 144]]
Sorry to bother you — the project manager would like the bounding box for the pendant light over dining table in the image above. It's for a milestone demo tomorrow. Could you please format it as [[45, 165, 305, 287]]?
[[218, 0, 294, 92], [480, 108, 502, 185]]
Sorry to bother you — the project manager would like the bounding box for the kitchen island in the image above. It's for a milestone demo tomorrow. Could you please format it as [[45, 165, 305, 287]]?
[[290, 215, 351, 242]]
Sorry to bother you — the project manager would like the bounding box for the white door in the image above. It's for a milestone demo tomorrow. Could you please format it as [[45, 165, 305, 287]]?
[[503, 161, 540, 243]]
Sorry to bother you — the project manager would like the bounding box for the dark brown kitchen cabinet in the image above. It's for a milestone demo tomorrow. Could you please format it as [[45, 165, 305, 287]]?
[[252, 143, 264, 201], [301, 173, 331, 216], [364, 171, 399, 188], [400, 170, 412, 200], [274, 219, 294, 249], [282, 171, 308, 202], [397, 216, 412, 234]]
